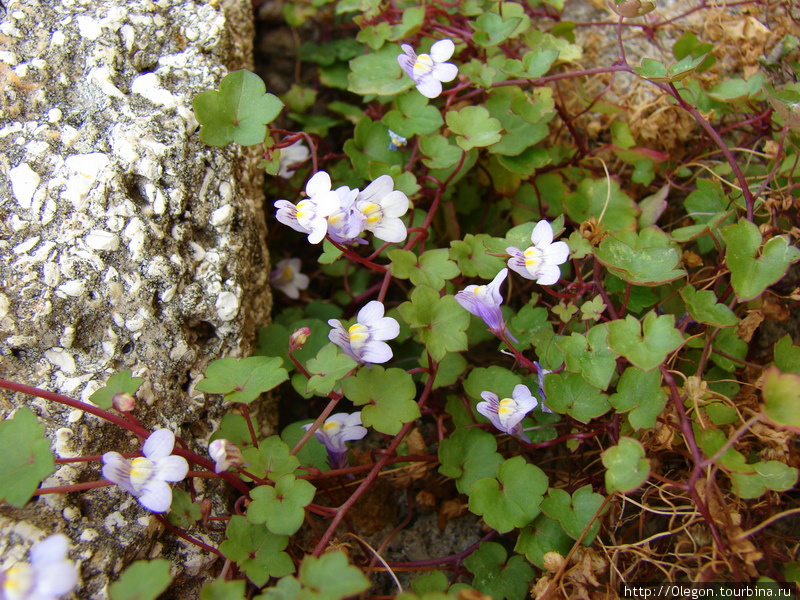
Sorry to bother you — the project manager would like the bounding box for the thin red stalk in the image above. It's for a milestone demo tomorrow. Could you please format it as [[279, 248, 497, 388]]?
[[154, 514, 223, 558], [33, 480, 114, 495]]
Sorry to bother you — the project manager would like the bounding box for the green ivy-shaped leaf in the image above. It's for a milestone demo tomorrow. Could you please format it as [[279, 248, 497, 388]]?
[[500, 49, 559, 78], [607, 312, 684, 371], [89, 370, 144, 410], [388, 249, 461, 291], [679, 285, 740, 327], [602, 437, 650, 493], [242, 436, 301, 482], [341, 366, 420, 435], [419, 135, 464, 170], [464, 542, 534, 600], [445, 106, 503, 151], [220, 516, 294, 586], [209, 413, 257, 450], [247, 474, 316, 535], [281, 421, 329, 471], [193, 70, 284, 147], [383, 92, 444, 137], [721, 219, 800, 302], [195, 356, 288, 404], [633, 53, 710, 82], [109, 559, 172, 600], [594, 229, 686, 286], [469, 456, 548, 533], [0, 407, 55, 507], [774, 336, 800, 375], [449, 234, 507, 279], [471, 13, 523, 47], [348, 44, 415, 97], [514, 515, 574, 570], [398, 286, 470, 362], [305, 344, 358, 396], [540, 485, 605, 545], [298, 551, 370, 600], [609, 367, 667, 430], [563, 178, 639, 233], [439, 427, 503, 494], [762, 367, 800, 433], [201, 580, 247, 600], [730, 461, 799, 499], [543, 372, 611, 424], [557, 324, 617, 390], [167, 490, 202, 528]]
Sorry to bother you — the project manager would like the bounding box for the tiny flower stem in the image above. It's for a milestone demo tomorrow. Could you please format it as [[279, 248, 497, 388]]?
[[239, 403, 259, 450], [289, 348, 313, 379], [328, 238, 388, 273], [153, 514, 224, 558], [290, 394, 342, 456], [33, 480, 115, 495]]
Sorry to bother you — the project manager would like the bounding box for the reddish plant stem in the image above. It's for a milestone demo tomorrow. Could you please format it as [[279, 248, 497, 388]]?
[[154, 514, 224, 558], [239, 403, 259, 450], [33, 480, 114, 495], [290, 393, 342, 456], [311, 359, 438, 556]]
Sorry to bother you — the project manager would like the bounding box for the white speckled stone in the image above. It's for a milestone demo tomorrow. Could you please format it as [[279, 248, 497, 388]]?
[[0, 0, 269, 596]]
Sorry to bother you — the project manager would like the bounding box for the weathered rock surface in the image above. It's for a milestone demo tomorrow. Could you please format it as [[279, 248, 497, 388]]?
[[0, 0, 269, 596]]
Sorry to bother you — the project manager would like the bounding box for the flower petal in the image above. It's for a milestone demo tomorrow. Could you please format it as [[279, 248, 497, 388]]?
[[30, 534, 69, 566], [535, 263, 562, 285], [530, 220, 554, 247], [430, 39, 455, 62], [541, 240, 570, 265], [102, 452, 136, 494], [431, 62, 458, 83], [359, 175, 394, 204], [138, 480, 173, 513], [143, 429, 175, 461], [415, 76, 443, 99], [357, 340, 393, 364], [35, 559, 78, 597], [154, 455, 189, 483], [305, 171, 332, 198], [378, 190, 410, 217], [357, 300, 385, 324], [370, 316, 400, 341], [370, 217, 407, 243]]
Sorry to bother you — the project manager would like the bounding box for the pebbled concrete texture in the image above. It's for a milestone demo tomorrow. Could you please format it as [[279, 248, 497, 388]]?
[[0, 0, 270, 596]]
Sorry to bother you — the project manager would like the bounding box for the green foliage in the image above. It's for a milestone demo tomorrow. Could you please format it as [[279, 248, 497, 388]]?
[[195, 356, 288, 404], [248, 475, 317, 535], [305, 344, 358, 395], [261, 552, 370, 600], [398, 287, 470, 361], [242, 436, 301, 482], [439, 427, 504, 494], [220, 516, 294, 586], [602, 437, 651, 493], [679, 285, 740, 327], [762, 368, 800, 432], [469, 456, 548, 532], [609, 367, 667, 430], [593, 229, 686, 286], [515, 515, 574, 569], [109, 560, 172, 600], [557, 324, 617, 390], [445, 106, 504, 151], [540, 484, 606, 544], [607, 312, 684, 371], [193, 70, 284, 146], [90, 370, 143, 409], [168, 490, 202, 528], [201, 580, 247, 600], [341, 366, 420, 434], [543, 371, 611, 423], [721, 219, 800, 302], [389, 249, 461, 290], [0, 407, 54, 507], [464, 542, 534, 600]]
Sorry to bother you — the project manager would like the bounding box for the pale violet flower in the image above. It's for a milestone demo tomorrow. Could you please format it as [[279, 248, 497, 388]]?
[[277, 140, 310, 179], [506, 220, 570, 285], [455, 268, 516, 341], [388, 130, 408, 151], [477, 384, 538, 442], [274, 171, 340, 244], [534, 361, 554, 413], [102, 429, 189, 513], [327, 185, 367, 244], [398, 39, 459, 99], [208, 439, 245, 474], [270, 258, 310, 299], [328, 300, 399, 364], [0, 534, 78, 600], [302, 412, 367, 470], [355, 175, 409, 243]]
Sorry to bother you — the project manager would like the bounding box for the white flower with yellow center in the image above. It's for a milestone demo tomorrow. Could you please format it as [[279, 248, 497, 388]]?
[[102, 429, 189, 513], [506, 220, 570, 285], [328, 300, 399, 364], [274, 171, 340, 244], [398, 39, 459, 99], [354, 175, 409, 243], [270, 258, 310, 299], [0, 534, 78, 600], [477, 385, 538, 442], [277, 140, 310, 179], [302, 412, 367, 470]]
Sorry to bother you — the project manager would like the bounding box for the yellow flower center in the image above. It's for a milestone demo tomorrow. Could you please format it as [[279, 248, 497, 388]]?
[[322, 421, 341, 435], [413, 53, 435, 77], [360, 202, 382, 224], [3, 563, 34, 600], [473, 285, 486, 295], [129, 456, 155, 488], [524, 247, 543, 271], [498, 398, 515, 417], [295, 200, 312, 221], [348, 323, 369, 343]]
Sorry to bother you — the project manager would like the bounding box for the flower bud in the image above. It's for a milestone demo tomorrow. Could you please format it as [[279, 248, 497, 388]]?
[[112, 392, 135, 412], [289, 327, 312, 352], [208, 439, 244, 474]]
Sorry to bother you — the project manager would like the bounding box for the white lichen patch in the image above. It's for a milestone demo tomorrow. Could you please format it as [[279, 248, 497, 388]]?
[[131, 72, 179, 109], [62, 153, 110, 208], [215, 291, 239, 321], [45, 348, 76, 373], [9, 162, 40, 209], [210, 204, 233, 226], [85, 229, 120, 251]]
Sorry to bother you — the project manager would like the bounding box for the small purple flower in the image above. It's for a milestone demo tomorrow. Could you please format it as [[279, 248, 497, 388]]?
[[0, 534, 78, 600], [388, 130, 408, 151], [534, 361, 554, 413], [270, 258, 310, 299], [277, 140, 310, 179], [355, 175, 409, 243], [208, 439, 245, 474], [327, 185, 368, 244], [302, 412, 367, 470], [507, 220, 570, 285], [477, 384, 538, 442], [328, 300, 399, 364], [455, 268, 516, 340], [274, 171, 340, 244], [102, 429, 189, 513], [398, 39, 459, 99]]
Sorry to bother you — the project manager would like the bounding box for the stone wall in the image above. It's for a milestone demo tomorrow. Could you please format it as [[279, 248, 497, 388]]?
[[0, 0, 269, 596]]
